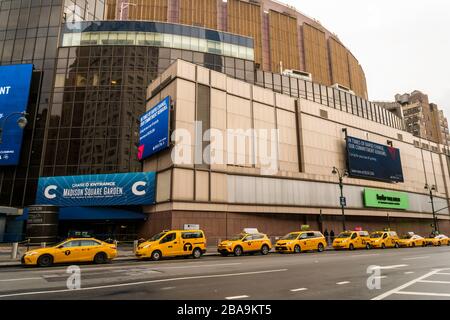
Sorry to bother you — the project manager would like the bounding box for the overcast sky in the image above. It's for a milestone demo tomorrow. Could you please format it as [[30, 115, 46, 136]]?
[[283, 0, 450, 116]]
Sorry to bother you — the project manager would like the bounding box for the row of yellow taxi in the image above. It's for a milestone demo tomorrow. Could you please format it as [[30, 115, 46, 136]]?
[[21, 228, 449, 267]]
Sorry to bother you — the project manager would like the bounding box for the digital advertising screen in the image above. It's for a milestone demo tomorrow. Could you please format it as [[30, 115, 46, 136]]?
[[138, 96, 171, 161], [0, 64, 34, 166], [346, 136, 404, 183]]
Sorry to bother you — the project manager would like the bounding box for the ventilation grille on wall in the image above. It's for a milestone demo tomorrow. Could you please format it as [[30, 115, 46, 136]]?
[[397, 133, 403, 141], [319, 109, 328, 119]]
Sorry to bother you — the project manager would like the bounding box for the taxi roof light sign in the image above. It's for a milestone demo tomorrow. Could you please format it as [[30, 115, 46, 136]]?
[[243, 228, 259, 234]]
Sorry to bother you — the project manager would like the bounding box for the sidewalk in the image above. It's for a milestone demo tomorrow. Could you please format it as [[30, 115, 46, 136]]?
[[0, 245, 335, 268], [0, 245, 221, 268]]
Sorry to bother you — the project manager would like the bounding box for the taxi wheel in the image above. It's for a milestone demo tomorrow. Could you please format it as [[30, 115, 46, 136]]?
[[151, 250, 162, 261], [349, 244, 355, 251], [220, 252, 229, 257], [381, 243, 386, 249], [394, 242, 400, 249], [37, 254, 53, 267], [94, 252, 108, 264], [366, 243, 371, 250], [412, 242, 416, 248], [192, 248, 202, 259], [234, 246, 243, 257], [294, 245, 301, 254], [438, 241, 441, 246], [260, 245, 270, 255], [317, 243, 324, 252]]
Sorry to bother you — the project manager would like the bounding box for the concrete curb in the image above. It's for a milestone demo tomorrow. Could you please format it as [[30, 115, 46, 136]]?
[[0, 247, 337, 268]]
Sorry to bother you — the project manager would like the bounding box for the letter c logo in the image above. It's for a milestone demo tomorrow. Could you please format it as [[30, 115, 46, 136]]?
[[44, 185, 57, 199], [132, 181, 147, 196]]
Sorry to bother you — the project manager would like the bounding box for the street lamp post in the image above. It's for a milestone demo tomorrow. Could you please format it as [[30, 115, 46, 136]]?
[[332, 167, 349, 231], [424, 183, 438, 233], [0, 111, 29, 144]]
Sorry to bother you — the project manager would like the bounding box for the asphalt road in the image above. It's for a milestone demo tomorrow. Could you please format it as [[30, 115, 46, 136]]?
[[0, 246, 450, 300]]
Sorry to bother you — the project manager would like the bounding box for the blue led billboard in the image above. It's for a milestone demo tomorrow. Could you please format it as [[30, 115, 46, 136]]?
[[36, 172, 156, 206], [138, 96, 171, 161], [346, 136, 404, 183], [0, 64, 33, 165]]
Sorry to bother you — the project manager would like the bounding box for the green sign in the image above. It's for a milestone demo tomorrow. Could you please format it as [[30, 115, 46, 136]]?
[[364, 188, 409, 210]]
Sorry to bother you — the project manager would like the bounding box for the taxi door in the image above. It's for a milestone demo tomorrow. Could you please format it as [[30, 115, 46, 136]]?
[[242, 235, 255, 252], [298, 233, 309, 250], [350, 233, 360, 248], [54, 240, 83, 263], [383, 233, 393, 247], [78, 240, 101, 261], [307, 232, 318, 250], [158, 232, 180, 257]]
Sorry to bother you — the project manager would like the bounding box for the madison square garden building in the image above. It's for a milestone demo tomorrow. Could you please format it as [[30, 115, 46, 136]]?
[[0, 0, 449, 244]]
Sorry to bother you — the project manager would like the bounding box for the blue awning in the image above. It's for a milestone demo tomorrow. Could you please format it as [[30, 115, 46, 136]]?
[[17, 207, 147, 221]]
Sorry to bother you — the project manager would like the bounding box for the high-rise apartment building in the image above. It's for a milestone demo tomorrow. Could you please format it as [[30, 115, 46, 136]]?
[[392, 91, 449, 146]]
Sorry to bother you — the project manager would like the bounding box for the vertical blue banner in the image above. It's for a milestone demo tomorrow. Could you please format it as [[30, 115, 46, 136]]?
[[0, 64, 33, 166], [138, 96, 171, 161]]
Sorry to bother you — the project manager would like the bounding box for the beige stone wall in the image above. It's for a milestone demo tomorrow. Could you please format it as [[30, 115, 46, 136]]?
[[144, 61, 450, 219]]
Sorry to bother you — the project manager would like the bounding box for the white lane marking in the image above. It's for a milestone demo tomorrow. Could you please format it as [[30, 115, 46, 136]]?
[[14, 262, 243, 275], [0, 268, 288, 298], [402, 256, 429, 261], [371, 269, 442, 300], [436, 272, 450, 276], [419, 280, 450, 284], [225, 295, 249, 300], [0, 277, 42, 282], [395, 291, 450, 297], [290, 288, 308, 292], [373, 276, 387, 279], [404, 272, 415, 275], [155, 263, 241, 270], [160, 287, 175, 290], [336, 281, 350, 285], [373, 264, 408, 270], [350, 254, 380, 258]]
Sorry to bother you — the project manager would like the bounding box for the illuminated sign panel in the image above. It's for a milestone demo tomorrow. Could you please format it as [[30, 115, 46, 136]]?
[[138, 96, 171, 161], [346, 136, 404, 182], [0, 64, 33, 165]]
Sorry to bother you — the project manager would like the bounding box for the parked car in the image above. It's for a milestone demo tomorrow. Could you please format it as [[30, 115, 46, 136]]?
[[135, 230, 207, 261], [21, 238, 117, 267]]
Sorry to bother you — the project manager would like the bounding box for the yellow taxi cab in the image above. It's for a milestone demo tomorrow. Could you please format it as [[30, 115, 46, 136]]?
[[398, 233, 426, 248], [369, 230, 400, 249], [21, 238, 117, 267], [217, 229, 272, 257], [275, 231, 327, 253], [332, 230, 371, 250], [135, 229, 206, 261], [425, 234, 450, 246]]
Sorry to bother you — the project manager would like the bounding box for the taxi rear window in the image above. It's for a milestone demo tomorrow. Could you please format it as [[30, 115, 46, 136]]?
[[182, 231, 204, 239]]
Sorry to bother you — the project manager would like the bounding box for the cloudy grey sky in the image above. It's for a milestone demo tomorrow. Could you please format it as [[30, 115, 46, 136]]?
[[283, 0, 450, 115]]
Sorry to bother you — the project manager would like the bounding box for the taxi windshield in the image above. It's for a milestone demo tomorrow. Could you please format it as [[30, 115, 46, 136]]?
[[401, 235, 412, 239], [229, 234, 246, 241], [336, 232, 352, 238], [148, 232, 166, 242], [370, 233, 383, 238], [281, 233, 300, 240], [53, 240, 69, 248]]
